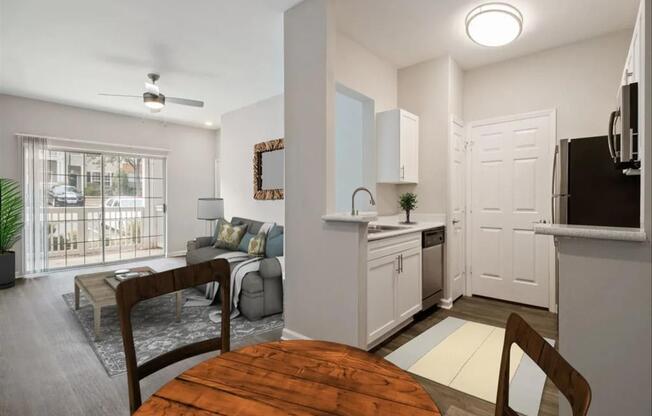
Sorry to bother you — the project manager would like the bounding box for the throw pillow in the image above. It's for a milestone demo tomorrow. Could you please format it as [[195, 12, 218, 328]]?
[[238, 232, 255, 253], [214, 222, 248, 250], [265, 226, 284, 258], [248, 233, 267, 257]]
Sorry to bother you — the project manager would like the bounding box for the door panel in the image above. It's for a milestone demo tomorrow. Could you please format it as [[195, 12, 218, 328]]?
[[470, 113, 552, 308], [448, 118, 466, 300], [397, 247, 422, 320], [367, 255, 397, 343]]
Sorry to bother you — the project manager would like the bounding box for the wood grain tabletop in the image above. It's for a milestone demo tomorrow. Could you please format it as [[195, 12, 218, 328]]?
[[135, 339, 441, 415]]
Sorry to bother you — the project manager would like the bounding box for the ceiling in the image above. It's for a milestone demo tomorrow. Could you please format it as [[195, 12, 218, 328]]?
[[0, 0, 301, 128], [0, 0, 640, 128], [335, 0, 640, 69]]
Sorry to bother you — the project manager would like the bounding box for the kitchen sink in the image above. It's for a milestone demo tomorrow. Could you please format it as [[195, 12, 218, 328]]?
[[367, 224, 409, 234]]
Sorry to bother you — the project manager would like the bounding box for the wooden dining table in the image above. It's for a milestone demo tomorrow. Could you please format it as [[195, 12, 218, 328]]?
[[135, 340, 441, 415]]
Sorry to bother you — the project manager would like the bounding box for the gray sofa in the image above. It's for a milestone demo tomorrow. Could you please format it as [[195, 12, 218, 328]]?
[[186, 217, 283, 321]]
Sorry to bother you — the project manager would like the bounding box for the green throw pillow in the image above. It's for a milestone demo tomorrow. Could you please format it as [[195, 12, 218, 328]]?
[[248, 233, 266, 257], [214, 222, 248, 250]]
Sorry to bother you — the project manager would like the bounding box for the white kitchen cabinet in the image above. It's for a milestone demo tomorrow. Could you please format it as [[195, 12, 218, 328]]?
[[396, 246, 422, 321], [622, 7, 642, 86], [367, 255, 398, 343], [377, 109, 419, 184], [622, 4, 642, 86], [366, 233, 422, 346]]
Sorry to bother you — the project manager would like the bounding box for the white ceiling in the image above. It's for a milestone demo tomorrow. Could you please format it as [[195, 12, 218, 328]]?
[[0, 0, 301, 128], [0, 0, 640, 128], [335, 0, 640, 69]]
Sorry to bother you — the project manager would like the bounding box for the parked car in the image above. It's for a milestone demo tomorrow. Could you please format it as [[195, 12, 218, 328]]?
[[48, 185, 85, 206]]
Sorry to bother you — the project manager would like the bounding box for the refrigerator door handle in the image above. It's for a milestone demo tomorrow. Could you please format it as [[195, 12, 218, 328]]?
[[551, 144, 558, 223], [607, 110, 620, 162]]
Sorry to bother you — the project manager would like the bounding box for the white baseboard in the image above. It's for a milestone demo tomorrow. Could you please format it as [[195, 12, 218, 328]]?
[[438, 297, 454, 309], [281, 327, 311, 341], [166, 250, 187, 258]]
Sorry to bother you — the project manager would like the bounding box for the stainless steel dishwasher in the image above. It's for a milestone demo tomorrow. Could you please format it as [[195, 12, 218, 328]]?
[[422, 227, 444, 310]]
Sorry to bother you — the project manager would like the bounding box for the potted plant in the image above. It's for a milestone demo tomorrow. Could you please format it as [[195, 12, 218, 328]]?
[[399, 192, 417, 224], [0, 178, 23, 289]]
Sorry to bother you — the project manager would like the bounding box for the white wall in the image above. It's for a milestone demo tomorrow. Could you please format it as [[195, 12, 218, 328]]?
[[219, 94, 284, 224], [0, 94, 217, 275], [284, 0, 367, 346], [397, 55, 456, 214], [464, 30, 632, 140], [336, 33, 399, 215]]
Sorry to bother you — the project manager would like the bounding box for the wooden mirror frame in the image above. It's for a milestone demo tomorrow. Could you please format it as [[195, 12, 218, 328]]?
[[253, 138, 284, 200]]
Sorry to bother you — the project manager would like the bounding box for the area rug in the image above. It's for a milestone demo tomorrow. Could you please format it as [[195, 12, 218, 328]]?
[[62, 290, 284, 377], [386, 317, 554, 416]]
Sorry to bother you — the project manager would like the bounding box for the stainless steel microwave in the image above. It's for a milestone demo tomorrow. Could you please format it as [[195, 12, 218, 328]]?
[[608, 82, 640, 175]]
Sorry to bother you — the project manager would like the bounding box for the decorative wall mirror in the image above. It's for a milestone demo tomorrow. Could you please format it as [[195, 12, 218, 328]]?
[[253, 138, 284, 200]]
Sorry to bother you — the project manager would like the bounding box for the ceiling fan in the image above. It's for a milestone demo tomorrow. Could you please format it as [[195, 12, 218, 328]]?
[[99, 73, 204, 112]]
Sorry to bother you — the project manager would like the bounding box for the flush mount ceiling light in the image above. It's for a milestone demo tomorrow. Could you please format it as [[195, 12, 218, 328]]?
[[466, 3, 523, 47]]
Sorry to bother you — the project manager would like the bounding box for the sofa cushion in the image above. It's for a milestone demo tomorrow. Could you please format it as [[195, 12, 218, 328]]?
[[214, 222, 247, 250], [186, 246, 231, 265], [238, 232, 255, 252], [231, 217, 265, 234], [265, 225, 284, 258], [259, 257, 282, 278]]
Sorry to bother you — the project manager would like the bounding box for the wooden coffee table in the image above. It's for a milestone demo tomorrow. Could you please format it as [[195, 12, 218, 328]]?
[[74, 267, 182, 338]]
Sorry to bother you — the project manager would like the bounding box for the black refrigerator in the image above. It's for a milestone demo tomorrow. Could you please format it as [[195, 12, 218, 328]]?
[[554, 136, 640, 227]]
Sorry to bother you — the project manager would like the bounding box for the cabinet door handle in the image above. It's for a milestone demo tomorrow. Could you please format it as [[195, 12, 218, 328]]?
[[400, 166, 405, 180], [396, 256, 401, 273], [399, 254, 403, 273]]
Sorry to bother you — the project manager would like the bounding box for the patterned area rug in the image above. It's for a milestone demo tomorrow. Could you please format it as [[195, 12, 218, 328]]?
[[62, 290, 284, 377]]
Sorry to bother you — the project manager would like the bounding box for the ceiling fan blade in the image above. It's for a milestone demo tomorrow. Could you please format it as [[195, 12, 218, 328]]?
[[144, 82, 160, 95], [167, 97, 204, 107], [98, 93, 141, 98]]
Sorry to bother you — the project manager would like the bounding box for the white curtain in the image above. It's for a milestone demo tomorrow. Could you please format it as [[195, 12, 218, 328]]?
[[21, 135, 49, 274]]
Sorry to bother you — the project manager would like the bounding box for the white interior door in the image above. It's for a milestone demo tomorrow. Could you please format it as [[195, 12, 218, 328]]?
[[469, 111, 553, 308], [448, 117, 466, 301]]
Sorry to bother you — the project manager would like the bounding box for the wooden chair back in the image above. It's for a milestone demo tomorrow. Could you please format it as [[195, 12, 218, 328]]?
[[116, 259, 231, 414], [496, 313, 591, 416]]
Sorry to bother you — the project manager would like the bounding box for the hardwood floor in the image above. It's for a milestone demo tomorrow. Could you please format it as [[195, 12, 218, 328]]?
[[1, 262, 557, 416]]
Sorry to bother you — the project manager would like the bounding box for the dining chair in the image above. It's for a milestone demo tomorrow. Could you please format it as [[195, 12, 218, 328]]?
[[495, 313, 591, 416], [116, 259, 231, 414]]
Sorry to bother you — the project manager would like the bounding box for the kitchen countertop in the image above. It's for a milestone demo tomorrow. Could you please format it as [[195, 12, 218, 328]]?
[[368, 214, 446, 241], [321, 211, 378, 223], [534, 223, 647, 242]]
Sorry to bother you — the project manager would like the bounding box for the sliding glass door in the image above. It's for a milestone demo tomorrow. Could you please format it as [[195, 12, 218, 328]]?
[[45, 149, 166, 269]]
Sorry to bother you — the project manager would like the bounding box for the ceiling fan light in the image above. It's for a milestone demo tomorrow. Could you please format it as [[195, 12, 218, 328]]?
[[466, 3, 523, 47], [144, 92, 165, 110]]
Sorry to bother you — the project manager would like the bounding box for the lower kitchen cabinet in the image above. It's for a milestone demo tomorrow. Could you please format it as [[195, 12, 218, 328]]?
[[366, 233, 422, 346]]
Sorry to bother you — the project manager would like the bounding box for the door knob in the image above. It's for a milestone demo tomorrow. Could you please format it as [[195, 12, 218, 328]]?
[[452, 219, 460, 224]]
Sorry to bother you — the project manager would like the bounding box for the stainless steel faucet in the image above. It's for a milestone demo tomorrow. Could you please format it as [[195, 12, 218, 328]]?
[[351, 187, 376, 215]]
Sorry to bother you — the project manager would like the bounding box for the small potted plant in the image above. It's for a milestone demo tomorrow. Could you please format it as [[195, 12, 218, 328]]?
[[0, 178, 23, 289], [399, 192, 417, 224]]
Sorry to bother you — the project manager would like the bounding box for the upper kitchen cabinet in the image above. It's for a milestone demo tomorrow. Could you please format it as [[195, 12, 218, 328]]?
[[377, 109, 419, 184], [622, 1, 643, 86]]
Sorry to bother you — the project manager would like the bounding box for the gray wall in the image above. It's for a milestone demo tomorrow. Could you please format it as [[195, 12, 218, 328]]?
[[0, 94, 217, 275], [219, 94, 285, 224], [464, 30, 632, 140]]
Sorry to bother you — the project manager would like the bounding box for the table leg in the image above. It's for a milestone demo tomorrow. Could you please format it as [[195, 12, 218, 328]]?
[[94, 306, 101, 338], [74, 282, 80, 310], [176, 291, 182, 322]]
